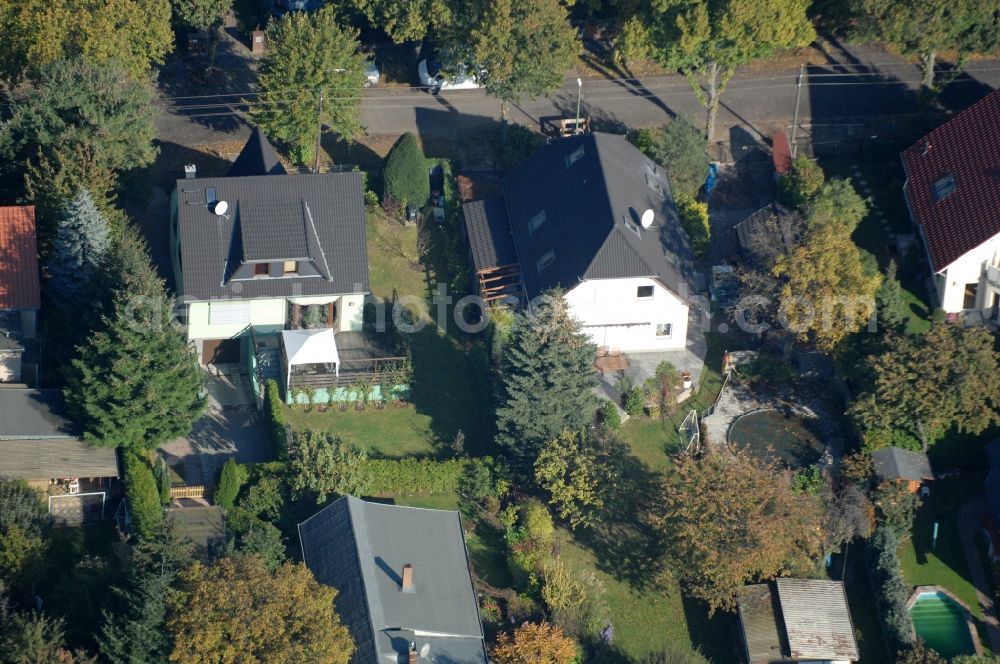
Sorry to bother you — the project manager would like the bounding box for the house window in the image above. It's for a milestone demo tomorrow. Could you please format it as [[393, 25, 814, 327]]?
[[536, 250, 555, 273], [283, 261, 298, 274], [656, 323, 672, 337], [565, 145, 585, 168], [636, 285, 654, 299], [932, 174, 956, 201], [528, 210, 547, 234], [209, 302, 251, 325], [253, 263, 270, 277]]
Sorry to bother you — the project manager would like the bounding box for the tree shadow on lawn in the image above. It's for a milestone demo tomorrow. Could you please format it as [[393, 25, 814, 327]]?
[[681, 593, 742, 663]]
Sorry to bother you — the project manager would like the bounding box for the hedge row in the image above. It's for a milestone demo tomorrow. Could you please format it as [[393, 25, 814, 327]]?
[[362, 457, 468, 496], [264, 379, 289, 461], [865, 527, 916, 655]]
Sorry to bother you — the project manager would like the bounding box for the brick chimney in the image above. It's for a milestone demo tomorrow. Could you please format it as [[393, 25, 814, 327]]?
[[401, 563, 413, 592], [408, 642, 418, 664]]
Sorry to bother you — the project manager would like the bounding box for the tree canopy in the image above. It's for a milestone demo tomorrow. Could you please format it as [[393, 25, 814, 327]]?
[[166, 556, 354, 664], [629, 0, 815, 138], [353, 0, 453, 43], [248, 7, 366, 166], [851, 0, 1000, 90], [0, 0, 171, 84], [630, 115, 709, 199], [651, 451, 824, 612], [171, 0, 232, 29], [288, 430, 367, 502], [850, 322, 1000, 450], [491, 622, 578, 664], [495, 292, 598, 464], [45, 189, 112, 308], [381, 132, 429, 208]]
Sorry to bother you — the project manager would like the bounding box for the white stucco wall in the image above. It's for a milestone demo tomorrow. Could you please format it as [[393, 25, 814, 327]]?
[[564, 277, 689, 352], [186, 299, 287, 341], [936, 233, 1000, 313]]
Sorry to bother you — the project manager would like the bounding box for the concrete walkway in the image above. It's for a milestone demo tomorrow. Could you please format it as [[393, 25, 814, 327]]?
[[957, 496, 1000, 652]]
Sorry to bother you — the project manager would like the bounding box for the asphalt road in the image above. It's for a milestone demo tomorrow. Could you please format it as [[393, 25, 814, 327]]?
[[155, 40, 1000, 148]]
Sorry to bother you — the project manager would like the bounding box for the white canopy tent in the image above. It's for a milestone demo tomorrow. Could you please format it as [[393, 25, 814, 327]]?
[[281, 329, 339, 391]]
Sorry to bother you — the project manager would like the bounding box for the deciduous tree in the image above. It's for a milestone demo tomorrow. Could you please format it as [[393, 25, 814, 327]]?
[[491, 622, 577, 664], [651, 451, 824, 613], [851, 0, 1000, 91], [495, 292, 598, 465], [850, 322, 1000, 450], [353, 0, 452, 43], [248, 7, 365, 166], [629, 115, 708, 198], [170, 0, 233, 69], [288, 430, 367, 503], [629, 0, 814, 138], [167, 556, 353, 664], [64, 228, 205, 451], [463, 0, 578, 122]]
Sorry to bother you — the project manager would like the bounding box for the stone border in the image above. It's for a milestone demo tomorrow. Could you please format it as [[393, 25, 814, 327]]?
[[907, 585, 984, 656], [724, 405, 832, 468]]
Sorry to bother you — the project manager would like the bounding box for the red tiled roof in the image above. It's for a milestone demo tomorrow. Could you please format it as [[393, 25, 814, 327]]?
[[0, 206, 41, 310], [901, 91, 1000, 273]]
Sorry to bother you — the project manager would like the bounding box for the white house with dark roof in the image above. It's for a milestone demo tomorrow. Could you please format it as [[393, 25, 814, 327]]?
[[463, 132, 702, 353], [171, 128, 370, 371], [298, 496, 487, 664], [901, 91, 1000, 319]]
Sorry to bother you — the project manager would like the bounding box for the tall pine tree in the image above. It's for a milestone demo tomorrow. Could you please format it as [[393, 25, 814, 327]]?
[[64, 227, 205, 450], [45, 189, 111, 307], [495, 291, 598, 464]]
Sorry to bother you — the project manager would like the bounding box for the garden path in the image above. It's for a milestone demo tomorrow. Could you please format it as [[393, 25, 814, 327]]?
[[957, 496, 1000, 652]]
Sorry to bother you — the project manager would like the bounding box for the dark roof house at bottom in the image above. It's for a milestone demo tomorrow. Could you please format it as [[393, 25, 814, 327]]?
[[462, 132, 700, 302], [737, 578, 858, 663], [298, 496, 487, 664]]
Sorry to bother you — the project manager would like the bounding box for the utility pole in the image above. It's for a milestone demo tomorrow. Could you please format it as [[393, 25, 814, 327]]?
[[313, 87, 325, 174], [790, 64, 805, 158], [574, 77, 583, 135]]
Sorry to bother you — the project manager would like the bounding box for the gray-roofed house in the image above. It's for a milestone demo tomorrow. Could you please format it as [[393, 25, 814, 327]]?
[[871, 446, 934, 493], [298, 496, 487, 664], [462, 132, 702, 353], [0, 389, 119, 497], [737, 578, 859, 663], [170, 129, 373, 390]]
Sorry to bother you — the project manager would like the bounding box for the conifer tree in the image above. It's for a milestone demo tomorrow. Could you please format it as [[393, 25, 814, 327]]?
[[123, 453, 163, 539], [64, 228, 205, 450], [45, 189, 111, 307], [495, 292, 598, 464], [876, 259, 906, 333]]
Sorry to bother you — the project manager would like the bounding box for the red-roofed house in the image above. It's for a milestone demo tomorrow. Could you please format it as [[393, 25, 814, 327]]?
[[0, 205, 40, 383], [901, 91, 1000, 318]]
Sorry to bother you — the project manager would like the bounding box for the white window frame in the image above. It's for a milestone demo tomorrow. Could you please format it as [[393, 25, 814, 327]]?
[[209, 302, 251, 325], [656, 323, 672, 338]]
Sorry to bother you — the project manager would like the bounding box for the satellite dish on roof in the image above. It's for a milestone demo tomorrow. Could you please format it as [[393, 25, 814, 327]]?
[[213, 200, 229, 216], [640, 208, 655, 229], [420, 643, 430, 658]]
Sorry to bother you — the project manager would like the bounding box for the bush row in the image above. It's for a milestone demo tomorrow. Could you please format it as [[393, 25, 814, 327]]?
[[865, 526, 916, 655], [362, 457, 468, 496], [264, 379, 289, 461]]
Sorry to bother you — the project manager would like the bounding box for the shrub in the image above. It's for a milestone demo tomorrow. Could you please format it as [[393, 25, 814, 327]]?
[[778, 155, 825, 210], [382, 132, 428, 209], [124, 452, 163, 539], [501, 500, 556, 589], [676, 193, 710, 257], [493, 124, 544, 171], [362, 458, 467, 496], [541, 556, 608, 637], [153, 455, 172, 506], [866, 527, 916, 653], [628, 115, 708, 198], [459, 457, 511, 511], [215, 458, 249, 510], [264, 380, 288, 460], [600, 400, 621, 430], [623, 387, 644, 416]]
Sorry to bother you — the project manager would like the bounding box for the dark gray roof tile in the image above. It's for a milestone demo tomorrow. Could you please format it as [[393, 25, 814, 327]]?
[[463, 197, 517, 272]]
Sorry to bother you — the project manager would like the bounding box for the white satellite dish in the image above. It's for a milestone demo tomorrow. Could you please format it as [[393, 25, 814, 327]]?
[[420, 643, 431, 658], [213, 200, 229, 216], [640, 208, 655, 228]]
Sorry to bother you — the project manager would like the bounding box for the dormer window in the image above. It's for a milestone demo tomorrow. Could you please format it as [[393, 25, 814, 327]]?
[[283, 261, 298, 274], [932, 174, 956, 201], [536, 250, 555, 273], [253, 263, 270, 277]]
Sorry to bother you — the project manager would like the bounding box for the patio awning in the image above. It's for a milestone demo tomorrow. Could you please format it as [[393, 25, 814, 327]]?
[[282, 328, 340, 368]]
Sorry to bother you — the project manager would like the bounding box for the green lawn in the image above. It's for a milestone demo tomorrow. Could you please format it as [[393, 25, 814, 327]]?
[[898, 476, 990, 648], [285, 406, 440, 457], [366, 211, 424, 302]]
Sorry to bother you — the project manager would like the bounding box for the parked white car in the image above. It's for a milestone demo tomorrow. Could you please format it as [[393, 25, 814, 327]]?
[[417, 56, 482, 93], [364, 58, 380, 87]]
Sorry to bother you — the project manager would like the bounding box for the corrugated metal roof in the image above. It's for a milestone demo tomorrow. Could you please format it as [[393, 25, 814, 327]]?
[[502, 133, 697, 300], [776, 578, 858, 661], [871, 446, 933, 482], [0, 438, 119, 480], [462, 197, 517, 272], [901, 90, 1000, 272], [0, 206, 40, 310], [299, 496, 487, 664], [737, 584, 789, 663]]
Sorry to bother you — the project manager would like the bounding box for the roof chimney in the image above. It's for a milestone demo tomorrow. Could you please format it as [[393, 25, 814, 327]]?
[[408, 643, 418, 664], [184, 164, 197, 179], [401, 563, 413, 592]]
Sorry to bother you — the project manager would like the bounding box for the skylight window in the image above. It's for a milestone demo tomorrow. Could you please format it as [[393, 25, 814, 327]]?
[[528, 210, 547, 234], [536, 250, 555, 273], [932, 174, 956, 201], [565, 145, 585, 168]]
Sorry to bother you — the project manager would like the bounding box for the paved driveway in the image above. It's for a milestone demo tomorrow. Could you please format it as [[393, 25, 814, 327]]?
[[160, 367, 272, 487]]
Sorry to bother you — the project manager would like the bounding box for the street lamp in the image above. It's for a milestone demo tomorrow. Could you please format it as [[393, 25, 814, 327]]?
[[574, 77, 582, 135]]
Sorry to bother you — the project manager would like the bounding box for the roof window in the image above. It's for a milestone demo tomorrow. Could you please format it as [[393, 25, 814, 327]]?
[[932, 174, 956, 201], [565, 145, 585, 168], [536, 250, 555, 273], [528, 210, 547, 234]]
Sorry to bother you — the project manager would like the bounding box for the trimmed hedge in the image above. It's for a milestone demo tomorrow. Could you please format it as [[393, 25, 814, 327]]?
[[264, 379, 289, 460], [382, 132, 428, 208], [362, 458, 467, 496], [866, 527, 916, 655]]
